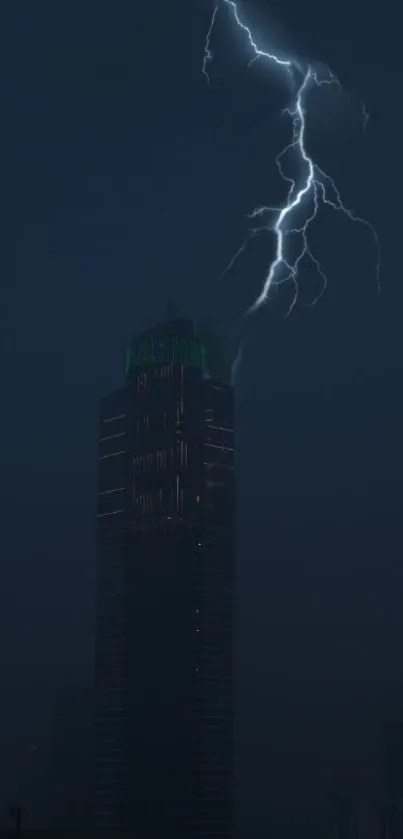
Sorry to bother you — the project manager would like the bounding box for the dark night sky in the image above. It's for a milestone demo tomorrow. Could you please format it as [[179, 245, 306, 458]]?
[[1, 0, 402, 835]]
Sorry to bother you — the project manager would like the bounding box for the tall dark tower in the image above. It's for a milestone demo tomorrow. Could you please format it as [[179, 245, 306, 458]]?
[[91, 317, 235, 837]]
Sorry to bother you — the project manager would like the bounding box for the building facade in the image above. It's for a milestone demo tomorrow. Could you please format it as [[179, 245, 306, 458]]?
[[91, 318, 235, 836]]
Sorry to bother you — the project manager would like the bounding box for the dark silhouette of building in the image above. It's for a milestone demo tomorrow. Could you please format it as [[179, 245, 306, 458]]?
[[8, 806, 22, 834], [91, 318, 235, 836], [380, 724, 403, 838]]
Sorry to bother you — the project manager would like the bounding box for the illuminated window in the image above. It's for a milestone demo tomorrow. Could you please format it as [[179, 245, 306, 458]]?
[[97, 510, 124, 518], [102, 414, 125, 424], [99, 432, 126, 443], [98, 451, 126, 461], [98, 487, 125, 496]]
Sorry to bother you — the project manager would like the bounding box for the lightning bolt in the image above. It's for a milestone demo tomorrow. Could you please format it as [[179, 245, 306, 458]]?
[[203, 1, 380, 325], [202, 5, 218, 82]]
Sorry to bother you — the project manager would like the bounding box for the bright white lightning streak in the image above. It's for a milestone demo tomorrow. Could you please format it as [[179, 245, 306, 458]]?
[[204, 0, 380, 319], [202, 6, 219, 83]]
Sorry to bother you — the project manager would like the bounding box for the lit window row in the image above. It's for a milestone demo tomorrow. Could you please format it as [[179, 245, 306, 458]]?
[[176, 400, 184, 425], [97, 510, 124, 518], [207, 426, 233, 434], [133, 450, 168, 472], [133, 365, 192, 392], [179, 440, 188, 467], [204, 443, 234, 453], [134, 478, 186, 519], [99, 450, 126, 461], [133, 442, 188, 473], [156, 450, 168, 468], [136, 372, 148, 394], [135, 493, 154, 516], [102, 414, 125, 424], [98, 487, 126, 496], [175, 476, 184, 513], [135, 416, 150, 432], [99, 432, 126, 443]]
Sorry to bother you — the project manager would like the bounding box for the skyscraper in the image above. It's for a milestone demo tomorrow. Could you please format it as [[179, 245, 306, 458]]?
[[91, 318, 235, 837]]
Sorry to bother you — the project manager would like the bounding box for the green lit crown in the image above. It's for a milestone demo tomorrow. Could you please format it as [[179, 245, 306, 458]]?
[[126, 331, 206, 377]]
